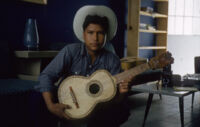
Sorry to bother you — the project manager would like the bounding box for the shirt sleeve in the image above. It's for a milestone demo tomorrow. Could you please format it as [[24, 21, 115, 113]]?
[[34, 46, 71, 92], [108, 54, 122, 75]]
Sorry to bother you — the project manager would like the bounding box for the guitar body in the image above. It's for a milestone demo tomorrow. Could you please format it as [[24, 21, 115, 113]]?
[[58, 70, 117, 119]]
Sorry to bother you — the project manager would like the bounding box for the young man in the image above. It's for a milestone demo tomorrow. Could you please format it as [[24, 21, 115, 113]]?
[[35, 5, 132, 127]]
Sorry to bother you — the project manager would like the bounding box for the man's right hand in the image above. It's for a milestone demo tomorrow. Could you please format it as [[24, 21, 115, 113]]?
[[42, 92, 72, 120], [47, 103, 72, 120]]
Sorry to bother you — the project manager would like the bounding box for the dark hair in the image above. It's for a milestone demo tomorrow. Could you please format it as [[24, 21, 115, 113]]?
[[83, 15, 109, 33]]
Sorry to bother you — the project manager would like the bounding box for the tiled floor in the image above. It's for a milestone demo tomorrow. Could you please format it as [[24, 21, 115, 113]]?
[[121, 91, 200, 127]]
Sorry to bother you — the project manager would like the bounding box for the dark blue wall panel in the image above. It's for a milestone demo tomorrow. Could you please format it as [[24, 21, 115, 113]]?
[[0, 0, 125, 58]]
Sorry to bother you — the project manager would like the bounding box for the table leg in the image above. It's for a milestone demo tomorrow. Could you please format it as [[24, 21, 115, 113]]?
[[191, 92, 195, 108], [142, 93, 154, 127], [156, 84, 162, 100], [179, 97, 184, 127]]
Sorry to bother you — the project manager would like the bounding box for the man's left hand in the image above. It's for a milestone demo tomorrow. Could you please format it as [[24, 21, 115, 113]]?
[[118, 76, 133, 94]]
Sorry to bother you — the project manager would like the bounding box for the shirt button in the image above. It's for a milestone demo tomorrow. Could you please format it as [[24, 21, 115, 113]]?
[[89, 65, 92, 68]]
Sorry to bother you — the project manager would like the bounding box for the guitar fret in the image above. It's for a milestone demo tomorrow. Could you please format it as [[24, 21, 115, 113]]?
[[114, 63, 150, 84]]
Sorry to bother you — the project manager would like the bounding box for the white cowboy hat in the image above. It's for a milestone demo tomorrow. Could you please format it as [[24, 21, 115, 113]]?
[[73, 5, 118, 42]]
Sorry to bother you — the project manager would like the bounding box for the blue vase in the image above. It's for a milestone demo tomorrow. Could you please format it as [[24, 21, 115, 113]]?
[[23, 18, 39, 50]]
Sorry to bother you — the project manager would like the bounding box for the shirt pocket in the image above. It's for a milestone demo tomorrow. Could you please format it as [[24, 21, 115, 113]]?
[[94, 62, 107, 71], [70, 68, 82, 75], [69, 61, 84, 76]]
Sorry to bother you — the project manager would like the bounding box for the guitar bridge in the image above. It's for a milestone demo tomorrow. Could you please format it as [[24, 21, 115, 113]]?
[[69, 86, 79, 109]]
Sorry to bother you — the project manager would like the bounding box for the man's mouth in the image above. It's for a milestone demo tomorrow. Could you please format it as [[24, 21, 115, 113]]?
[[90, 43, 99, 47]]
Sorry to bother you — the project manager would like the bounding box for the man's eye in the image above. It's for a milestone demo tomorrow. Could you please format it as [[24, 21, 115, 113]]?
[[98, 32, 105, 35], [87, 31, 93, 34]]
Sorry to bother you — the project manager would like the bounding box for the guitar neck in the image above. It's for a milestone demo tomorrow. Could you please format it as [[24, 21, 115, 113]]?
[[114, 63, 150, 84]]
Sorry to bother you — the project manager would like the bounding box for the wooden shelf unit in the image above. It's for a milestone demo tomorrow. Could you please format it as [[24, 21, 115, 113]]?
[[127, 0, 168, 57]]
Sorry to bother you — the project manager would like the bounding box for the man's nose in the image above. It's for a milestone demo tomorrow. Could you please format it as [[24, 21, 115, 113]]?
[[93, 33, 98, 41]]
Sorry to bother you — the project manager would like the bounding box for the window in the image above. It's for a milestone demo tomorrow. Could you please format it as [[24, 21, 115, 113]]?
[[168, 0, 200, 35]]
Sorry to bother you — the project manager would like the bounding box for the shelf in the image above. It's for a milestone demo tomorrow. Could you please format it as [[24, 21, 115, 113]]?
[[21, 0, 47, 5], [153, 0, 168, 2], [17, 74, 38, 81], [15, 50, 59, 58], [15, 51, 58, 81], [139, 29, 167, 34], [140, 11, 167, 18], [120, 57, 147, 70], [139, 46, 167, 50]]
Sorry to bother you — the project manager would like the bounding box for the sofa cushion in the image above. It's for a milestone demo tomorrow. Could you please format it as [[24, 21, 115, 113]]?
[[0, 79, 38, 95]]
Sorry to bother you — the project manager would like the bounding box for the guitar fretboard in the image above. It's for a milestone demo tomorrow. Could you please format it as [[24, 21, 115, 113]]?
[[114, 63, 150, 84]]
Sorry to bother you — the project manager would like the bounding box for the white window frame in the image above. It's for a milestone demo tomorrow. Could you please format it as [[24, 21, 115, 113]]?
[[168, 0, 200, 35]]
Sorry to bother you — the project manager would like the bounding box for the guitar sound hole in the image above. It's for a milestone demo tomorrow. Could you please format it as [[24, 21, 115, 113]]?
[[89, 84, 100, 94]]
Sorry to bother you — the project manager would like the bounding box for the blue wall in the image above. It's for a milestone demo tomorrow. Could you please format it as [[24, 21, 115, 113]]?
[[0, 0, 126, 58], [139, 0, 155, 58]]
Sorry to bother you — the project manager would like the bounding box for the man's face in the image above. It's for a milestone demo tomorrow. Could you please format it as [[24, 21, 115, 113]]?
[[83, 23, 105, 52]]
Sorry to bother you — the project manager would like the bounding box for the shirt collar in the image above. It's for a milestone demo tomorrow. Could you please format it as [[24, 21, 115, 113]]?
[[80, 43, 106, 57], [80, 43, 107, 65], [80, 43, 86, 56]]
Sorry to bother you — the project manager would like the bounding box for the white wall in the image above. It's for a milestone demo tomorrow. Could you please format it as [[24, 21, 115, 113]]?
[[167, 35, 200, 76]]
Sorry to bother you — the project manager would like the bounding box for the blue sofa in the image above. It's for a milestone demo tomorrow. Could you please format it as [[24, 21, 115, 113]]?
[[0, 43, 59, 127]]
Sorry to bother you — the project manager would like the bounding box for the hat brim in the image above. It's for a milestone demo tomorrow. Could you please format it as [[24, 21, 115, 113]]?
[[73, 5, 117, 42]]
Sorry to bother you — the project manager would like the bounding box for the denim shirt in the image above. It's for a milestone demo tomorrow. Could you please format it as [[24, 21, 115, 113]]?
[[35, 43, 121, 92]]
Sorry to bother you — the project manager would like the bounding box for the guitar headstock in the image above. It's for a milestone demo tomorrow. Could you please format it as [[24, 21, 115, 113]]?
[[148, 51, 174, 69]]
